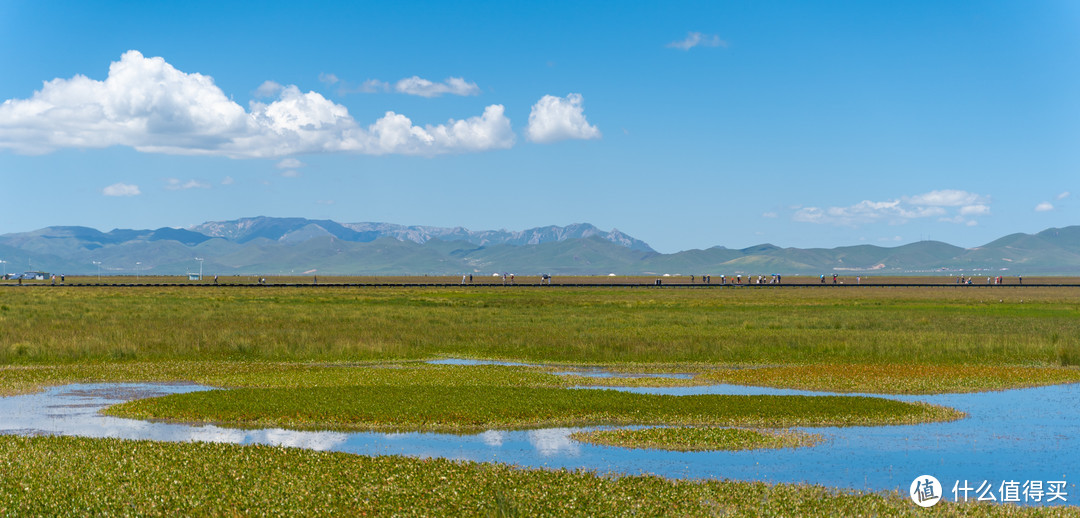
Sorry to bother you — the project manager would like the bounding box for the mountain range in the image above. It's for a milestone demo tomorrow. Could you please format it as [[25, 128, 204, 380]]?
[[2, 216, 1080, 276]]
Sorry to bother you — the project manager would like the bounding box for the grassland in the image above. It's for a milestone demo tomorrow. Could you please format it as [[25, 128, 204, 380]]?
[[0, 435, 1065, 517], [569, 426, 823, 451], [2, 285, 1080, 368]]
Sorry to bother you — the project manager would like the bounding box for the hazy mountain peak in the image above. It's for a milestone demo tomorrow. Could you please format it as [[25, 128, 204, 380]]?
[[336, 219, 655, 251]]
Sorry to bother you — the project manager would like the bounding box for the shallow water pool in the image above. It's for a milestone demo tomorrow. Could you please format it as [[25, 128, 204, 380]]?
[[1, 379, 1076, 506]]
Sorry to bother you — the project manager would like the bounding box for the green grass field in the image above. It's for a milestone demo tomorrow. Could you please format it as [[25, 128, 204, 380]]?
[[2, 285, 1079, 367], [2, 283, 1079, 515], [4, 435, 1061, 517]]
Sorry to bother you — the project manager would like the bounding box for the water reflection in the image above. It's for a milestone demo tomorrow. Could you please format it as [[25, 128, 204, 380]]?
[[480, 430, 506, 447], [527, 428, 582, 457], [0, 383, 348, 451], [1, 380, 1077, 506]]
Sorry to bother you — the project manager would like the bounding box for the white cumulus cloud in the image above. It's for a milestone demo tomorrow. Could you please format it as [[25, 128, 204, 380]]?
[[348, 104, 515, 155], [526, 93, 600, 143], [0, 51, 513, 158], [1035, 202, 1054, 212], [102, 182, 140, 196], [394, 76, 480, 97], [667, 32, 726, 50]]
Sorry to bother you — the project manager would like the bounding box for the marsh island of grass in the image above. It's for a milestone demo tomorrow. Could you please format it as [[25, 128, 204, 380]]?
[[105, 382, 963, 433]]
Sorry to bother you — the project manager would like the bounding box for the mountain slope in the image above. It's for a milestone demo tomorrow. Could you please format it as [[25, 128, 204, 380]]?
[[3, 219, 1080, 276]]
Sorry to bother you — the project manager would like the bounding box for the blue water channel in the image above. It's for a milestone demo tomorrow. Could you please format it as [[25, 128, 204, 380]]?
[[1, 367, 1077, 507]]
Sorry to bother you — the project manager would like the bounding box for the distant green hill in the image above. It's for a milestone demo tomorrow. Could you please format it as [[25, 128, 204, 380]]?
[[2, 218, 1080, 276]]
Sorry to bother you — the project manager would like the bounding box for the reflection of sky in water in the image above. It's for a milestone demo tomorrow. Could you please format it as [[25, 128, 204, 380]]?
[[0, 384, 348, 451], [527, 428, 581, 457], [2, 381, 1077, 507], [479, 430, 505, 447]]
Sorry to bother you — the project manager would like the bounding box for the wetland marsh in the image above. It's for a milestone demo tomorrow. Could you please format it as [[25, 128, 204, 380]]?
[[1, 282, 1079, 514]]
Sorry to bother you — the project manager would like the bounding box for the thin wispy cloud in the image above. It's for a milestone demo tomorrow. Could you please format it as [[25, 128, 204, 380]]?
[[320, 73, 479, 97], [276, 158, 305, 169], [904, 189, 980, 207], [667, 32, 726, 50], [275, 157, 304, 178], [102, 182, 140, 197], [358, 79, 390, 93], [958, 204, 990, 216], [165, 178, 210, 190], [394, 76, 480, 97], [1035, 202, 1054, 212], [0, 51, 514, 158], [1057, 191, 1071, 200], [793, 189, 990, 227], [254, 80, 284, 98]]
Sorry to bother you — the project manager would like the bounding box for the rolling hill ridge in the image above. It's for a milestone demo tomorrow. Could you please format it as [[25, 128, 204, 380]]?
[[2, 217, 1079, 276]]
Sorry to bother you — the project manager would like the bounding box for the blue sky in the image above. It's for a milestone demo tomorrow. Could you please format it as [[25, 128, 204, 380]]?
[[1, 1, 1078, 253]]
